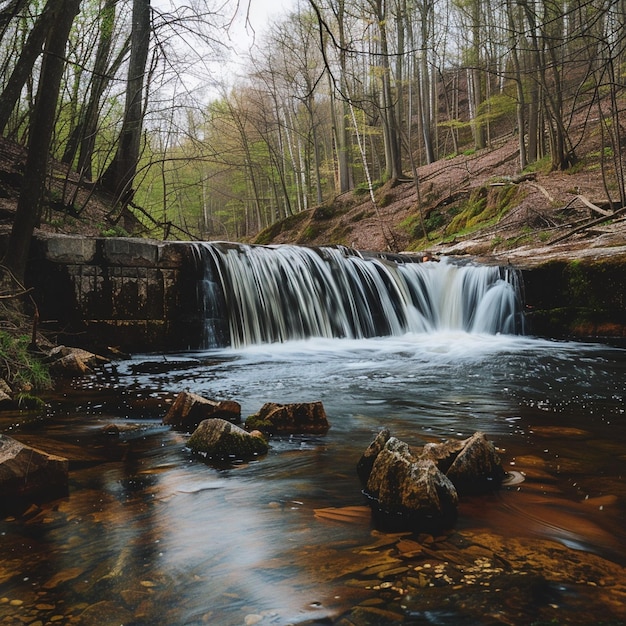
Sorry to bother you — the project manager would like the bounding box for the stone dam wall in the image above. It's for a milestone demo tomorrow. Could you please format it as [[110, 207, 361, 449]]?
[[21, 233, 626, 351], [26, 234, 205, 352]]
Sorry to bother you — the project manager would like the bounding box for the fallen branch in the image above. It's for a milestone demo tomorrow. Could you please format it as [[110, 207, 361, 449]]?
[[0, 287, 33, 299], [527, 183, 554, 203], [573, 194, 612, 217], [549, 204, 626, 244], [490, 173, 536, 186]]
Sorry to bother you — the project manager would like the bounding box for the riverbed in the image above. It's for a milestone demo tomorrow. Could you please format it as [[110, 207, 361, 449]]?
[[1, 332, 625, 625]]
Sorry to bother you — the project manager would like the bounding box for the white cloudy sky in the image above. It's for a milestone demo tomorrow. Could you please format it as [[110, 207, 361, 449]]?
[[146, 0, 301, 107], [227, 0, 299, 52]]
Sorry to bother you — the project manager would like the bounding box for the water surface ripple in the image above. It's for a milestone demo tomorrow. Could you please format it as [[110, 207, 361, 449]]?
[[1, 333, 625, 625]]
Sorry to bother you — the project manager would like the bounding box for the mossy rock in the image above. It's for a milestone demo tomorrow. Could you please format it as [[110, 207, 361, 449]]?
[[187, 418, 268, 462], [245, 401, 329, 435]]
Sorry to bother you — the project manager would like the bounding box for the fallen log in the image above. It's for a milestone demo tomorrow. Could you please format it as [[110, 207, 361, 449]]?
[[574, 194, 612, 217]]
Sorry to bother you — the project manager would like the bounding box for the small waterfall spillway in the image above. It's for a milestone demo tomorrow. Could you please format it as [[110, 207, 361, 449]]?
[[194, 243, 525, 348]]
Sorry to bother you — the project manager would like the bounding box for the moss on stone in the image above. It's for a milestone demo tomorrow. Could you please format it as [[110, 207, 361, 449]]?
[[187, 418, 268, 461]]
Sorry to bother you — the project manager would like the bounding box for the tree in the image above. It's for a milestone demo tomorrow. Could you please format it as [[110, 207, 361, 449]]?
[[0, 1, 55, 133], [2, 0, 81, 284], [517, 0, 576, 170], [504, 0, 527, 169], [61, 0, 129, 180], [0, 0, 29, 34], [100, 0, 151, 203], [367, 0, 402, 179]]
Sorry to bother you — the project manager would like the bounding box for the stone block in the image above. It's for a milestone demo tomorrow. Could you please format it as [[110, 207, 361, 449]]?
[[45, 234, 96, 264], [158, 241, 189, 268], [102, 237, 158, 266], [0, 434, 68, 505]]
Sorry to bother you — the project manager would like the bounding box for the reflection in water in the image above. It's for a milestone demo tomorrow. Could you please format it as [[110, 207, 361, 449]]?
[[1, 333, 625, 624]]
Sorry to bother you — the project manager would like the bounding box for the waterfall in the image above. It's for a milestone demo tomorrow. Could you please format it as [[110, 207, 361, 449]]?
[[194, 243, 525, 348]]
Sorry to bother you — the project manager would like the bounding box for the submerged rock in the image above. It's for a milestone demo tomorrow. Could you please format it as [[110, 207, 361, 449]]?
[[187, 418, 268, 462], [245, 401, 329, 435], [356, 427, 391, 486], [419, 431, 505, 495], [363, 436, 458, 532], [0, 434, 68, 507], [163, 391, 241, 431], [357, 430, 505, 531], [442, 431, 505, 494]]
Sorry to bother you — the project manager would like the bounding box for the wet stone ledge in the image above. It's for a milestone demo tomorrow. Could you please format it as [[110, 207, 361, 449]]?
[[520, 254, 626, 342]]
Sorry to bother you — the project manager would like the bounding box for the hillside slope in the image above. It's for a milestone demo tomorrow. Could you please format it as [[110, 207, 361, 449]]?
[[253, 135, 626, 265]]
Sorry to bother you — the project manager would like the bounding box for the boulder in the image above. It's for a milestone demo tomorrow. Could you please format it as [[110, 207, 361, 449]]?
[[164, 391, 241, 431], [420, 431, 505, 495], [357, 430, 506, 532], [356, 427, 391, 486], [48, 352, 92, 376], [445, 432, 505, 493], [0, 378, 14, 408], [245, 401, 329, 435], [187, 418, 268, 462], [418, 438, 466, 474], [46, 345, 108, 377], [0, 434, 68, 507], [364, 436, 458, 532]]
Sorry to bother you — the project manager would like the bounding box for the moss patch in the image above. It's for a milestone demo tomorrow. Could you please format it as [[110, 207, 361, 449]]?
[[447, 184, 519, 234]]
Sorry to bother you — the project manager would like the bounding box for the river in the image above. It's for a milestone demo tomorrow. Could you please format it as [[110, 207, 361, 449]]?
[[1, 331, 625, 625]]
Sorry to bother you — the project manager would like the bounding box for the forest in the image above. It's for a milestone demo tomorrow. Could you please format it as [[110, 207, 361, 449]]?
[[0, 0, 625, 282]]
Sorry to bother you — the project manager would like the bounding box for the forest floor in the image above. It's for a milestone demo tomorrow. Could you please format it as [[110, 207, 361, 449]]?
[[254, 132, 626, 266], [0, 130, 625, 269]]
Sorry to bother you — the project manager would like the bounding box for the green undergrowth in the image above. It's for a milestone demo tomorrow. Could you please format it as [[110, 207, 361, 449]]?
[[253, 212, 309, 245], [0, 330, 51, 393], [447, 184, 520, 233], [402, 183, 523, 250]]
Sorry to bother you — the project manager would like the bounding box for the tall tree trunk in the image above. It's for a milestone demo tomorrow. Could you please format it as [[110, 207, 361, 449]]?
[[326, 0, 353, 193], [100, 0, 150, 202], [373, 0, 402, 179], [418, 0, 436, 163], [2, 0, 81, 284], [0, 0, 29, 34], [469, 0, 486, 150], [507, 0, 527, 169], [77, 32, 129, 180], [307, 99, 324, 205], [394, 0, 406, 169], [520, 0, 575, 170], [0, 0, 55, 134], [62, 0, 122, 177]]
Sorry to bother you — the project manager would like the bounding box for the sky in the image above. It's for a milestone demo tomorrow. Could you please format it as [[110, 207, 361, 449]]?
[[146, 0, 299, 103], [227, 0, 298, 52]]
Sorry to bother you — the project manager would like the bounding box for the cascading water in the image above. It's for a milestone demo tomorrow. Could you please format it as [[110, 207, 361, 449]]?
[[194, 243, 525, 348]]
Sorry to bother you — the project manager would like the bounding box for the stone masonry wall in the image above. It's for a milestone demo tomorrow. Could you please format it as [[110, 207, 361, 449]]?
[[521, 254, 626, 343], [26, 234, 205, 352]]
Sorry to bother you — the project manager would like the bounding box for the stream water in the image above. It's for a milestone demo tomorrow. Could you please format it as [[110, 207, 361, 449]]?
[[1, 333, 626, 625], [1, 251, 626, 624]]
